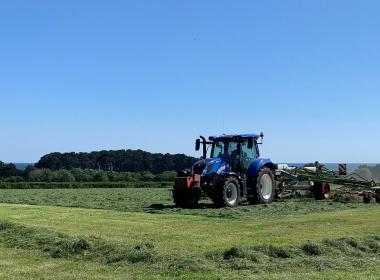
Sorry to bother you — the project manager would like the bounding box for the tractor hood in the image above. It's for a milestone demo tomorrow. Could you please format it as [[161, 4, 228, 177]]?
[[193, 157, 228, 177]]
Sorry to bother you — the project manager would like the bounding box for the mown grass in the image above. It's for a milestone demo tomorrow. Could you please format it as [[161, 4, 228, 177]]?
[[0, 188, 379, 279], [0, 188, 171, 212], [0, 181, 172, 189], [0, 202, 379, 254], [0, 219, 379, 279], [1, 245, 380, 280], [0, 187, 372, 220]]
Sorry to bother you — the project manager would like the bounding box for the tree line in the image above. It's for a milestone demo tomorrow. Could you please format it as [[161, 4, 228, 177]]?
[[0, 148, 197, 183], [35, 149, 196, 173], [0, 161, 22, 178], [0, 163, 177, 183]]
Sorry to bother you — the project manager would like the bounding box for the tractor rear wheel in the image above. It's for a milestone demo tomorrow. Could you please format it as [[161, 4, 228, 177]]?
[[376, 193, 380, 203], [173, 188, 200, 208], [248, 168, 275, 204], [362, 191, 372, 204], [312, 182, 331, 200], [212, 177, 240, 208]]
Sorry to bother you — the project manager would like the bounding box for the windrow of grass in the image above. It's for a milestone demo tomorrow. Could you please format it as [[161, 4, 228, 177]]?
[[0, 220, 156, 265], [215, 236, 380, 272], [0, 220, 379, 275]]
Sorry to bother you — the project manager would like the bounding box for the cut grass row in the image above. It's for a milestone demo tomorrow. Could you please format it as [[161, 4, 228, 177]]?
[[1, 220, 379, 275], [1, 245, 378, 280], [0, 203, 379, 254]]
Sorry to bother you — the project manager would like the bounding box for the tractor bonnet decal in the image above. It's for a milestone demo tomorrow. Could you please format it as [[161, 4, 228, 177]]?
[[217, 165, 226, 174]]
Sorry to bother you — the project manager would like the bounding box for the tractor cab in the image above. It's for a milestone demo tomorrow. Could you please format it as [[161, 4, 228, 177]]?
[[194, 134, 263, 176]]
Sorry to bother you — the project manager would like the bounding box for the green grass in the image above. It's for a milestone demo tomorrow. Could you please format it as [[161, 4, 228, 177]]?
[[0, 188, 172, 212], [0, 181, 172, 189], [0, 187, 371, 219], [1, 220, 379, 279], [0, 188, 379, 279]]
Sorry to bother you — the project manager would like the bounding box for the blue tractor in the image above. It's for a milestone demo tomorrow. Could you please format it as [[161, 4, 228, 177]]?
[[173, 133, 278, 208]]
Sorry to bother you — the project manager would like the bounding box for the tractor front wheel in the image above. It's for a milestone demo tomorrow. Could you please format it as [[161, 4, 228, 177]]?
[[248, 168, 275, 204], [212, 177, 240, 208]]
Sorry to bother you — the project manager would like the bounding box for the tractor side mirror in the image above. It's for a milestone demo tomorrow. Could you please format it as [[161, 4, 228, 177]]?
[[247, 138, 254, 149], [195, 139, 201, 151]]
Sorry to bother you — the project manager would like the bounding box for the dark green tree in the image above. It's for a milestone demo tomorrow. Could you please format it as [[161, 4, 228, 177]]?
[[35, 149, 196, 174]]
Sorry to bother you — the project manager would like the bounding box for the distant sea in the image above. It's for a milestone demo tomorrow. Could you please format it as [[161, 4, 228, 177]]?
[[14, 163, 35, 170], [12, 162, 378, 173]]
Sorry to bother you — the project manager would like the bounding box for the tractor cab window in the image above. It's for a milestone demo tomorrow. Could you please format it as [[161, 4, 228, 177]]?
[[227, 142, 239, 159], [241, 140, 257, 170], [211, 141, 225, 158], [228, 141, 240, 171]]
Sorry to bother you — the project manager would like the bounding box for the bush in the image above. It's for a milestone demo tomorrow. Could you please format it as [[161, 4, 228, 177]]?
[[4, 176, 24, 183], [154, 171, 177, 182], [106, 171, 124, 182], [27, 169, 54, 182], [93, 172, 109, 182], [70, 169, 93, 182], [140, 171, 155, 181], [124, 172, 142, 182], [23, 165, 36, 177], [54, 170, 75, 182]]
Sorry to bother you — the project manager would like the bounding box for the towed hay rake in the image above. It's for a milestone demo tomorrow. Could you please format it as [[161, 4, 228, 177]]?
[[275, 162, 380, 203]]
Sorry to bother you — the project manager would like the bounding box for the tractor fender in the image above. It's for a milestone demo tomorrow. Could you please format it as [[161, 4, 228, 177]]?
[[247, 158, 276, 178]]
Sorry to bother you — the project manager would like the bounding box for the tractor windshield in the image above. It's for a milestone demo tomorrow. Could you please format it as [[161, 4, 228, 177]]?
[[211, 140, 239, 159], [211, 141, 225, 158]]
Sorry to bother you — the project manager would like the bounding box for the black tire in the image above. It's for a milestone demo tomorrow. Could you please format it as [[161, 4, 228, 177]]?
[[247, 168, 275, 204], [376, 193, 380, 204], [211, 177, 240, 208], [275, 181, 285, 200], [172, 187, 200, 208], [363, 192, 371, 204], [312, 182, 331, 200]]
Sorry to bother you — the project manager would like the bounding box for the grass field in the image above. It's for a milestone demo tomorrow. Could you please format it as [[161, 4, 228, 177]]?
[[0, 188, 379, 279]]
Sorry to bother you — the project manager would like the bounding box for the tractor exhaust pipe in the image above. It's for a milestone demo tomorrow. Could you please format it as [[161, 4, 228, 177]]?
[[200, 136, 207, 159], [195, 136, 208, 159]]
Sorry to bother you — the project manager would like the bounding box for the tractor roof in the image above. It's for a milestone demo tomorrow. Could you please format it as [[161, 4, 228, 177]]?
[[210, 134, 260, 141]]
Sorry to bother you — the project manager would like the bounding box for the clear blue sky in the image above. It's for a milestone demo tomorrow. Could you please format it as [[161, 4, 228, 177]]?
[[0, 0, 379, 163]]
